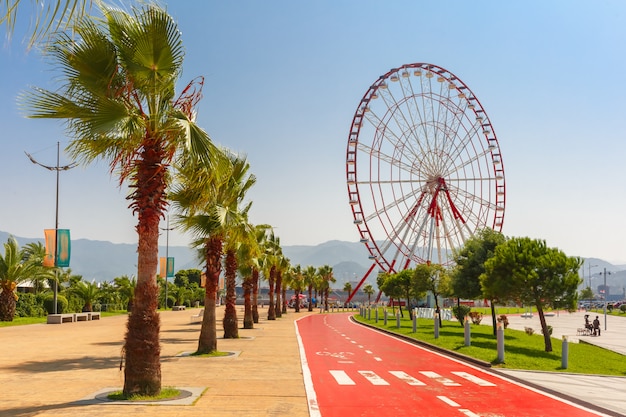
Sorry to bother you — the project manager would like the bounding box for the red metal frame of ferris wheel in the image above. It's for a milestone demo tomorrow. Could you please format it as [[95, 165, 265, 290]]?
[[345, 63, 506, 304]]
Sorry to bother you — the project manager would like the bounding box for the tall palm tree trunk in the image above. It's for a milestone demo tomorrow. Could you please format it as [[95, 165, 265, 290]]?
[[252, 268, 259, 324], [243, 276, 253, 329], [223, 249, 239, 338], [197, 237, 223, 354], [0, 282, 17, 321], [268, 266, 276, 320], [275, 272, 282, 318], [308, 285, 313, 312], [123, 144, 164, 397], [281, 283, 287, 314]]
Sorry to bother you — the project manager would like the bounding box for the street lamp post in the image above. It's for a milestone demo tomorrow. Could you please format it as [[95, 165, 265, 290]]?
[[587, 263, 598, 290], [602, 267, 611, 331], [25, 142, 77, 314], [161, 215, 174, 309]]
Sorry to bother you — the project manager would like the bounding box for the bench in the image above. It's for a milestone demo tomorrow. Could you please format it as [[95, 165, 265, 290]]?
[[190, 309, 204, 323], [172, 305, 186, 311], [577, 328, 592, 336], [47, 311, 102, 324], [75, 312, 89, 322], [47, 314, 75, 324]]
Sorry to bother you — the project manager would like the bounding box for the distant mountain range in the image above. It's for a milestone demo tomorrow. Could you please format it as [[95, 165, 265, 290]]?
[[2, 231, 625, 295], [0, 231, 375, 287]]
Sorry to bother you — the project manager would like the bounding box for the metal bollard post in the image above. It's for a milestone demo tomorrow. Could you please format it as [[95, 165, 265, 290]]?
[[562, 335, 569, 369], [375, 308, 378, 323], [384, 310, 388, 326], [464, 316, 471, 346], [367, 307, 371, 320], [434, 313, 439, 339], [496, 321, 505, 363], [412, 310, 417, 333], [396, 310, 401, 328]]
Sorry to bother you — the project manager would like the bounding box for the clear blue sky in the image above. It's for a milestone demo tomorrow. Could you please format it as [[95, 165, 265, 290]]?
[[1, 1, 626, 265]]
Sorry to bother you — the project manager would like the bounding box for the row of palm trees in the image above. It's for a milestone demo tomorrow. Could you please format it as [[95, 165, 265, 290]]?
[[3, 1, 345, 398]]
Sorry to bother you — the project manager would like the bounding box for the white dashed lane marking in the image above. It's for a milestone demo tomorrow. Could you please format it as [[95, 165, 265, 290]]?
[[329, 370, 355, 385], [388, 371, 426, 386], [328, 369, 495, 388], [452, 371, 496, 387], [419, 371, 461, 386], [358, 371, 390, 385]]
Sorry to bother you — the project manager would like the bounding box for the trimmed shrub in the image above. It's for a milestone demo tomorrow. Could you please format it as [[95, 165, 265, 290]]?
[[620, 304, 626, 314], [497, 314, 509, 329], [524, 327, 535, 335], [43, 294, 68, 314], [15, 293, 45, 318], [452, 305, 471, 325]]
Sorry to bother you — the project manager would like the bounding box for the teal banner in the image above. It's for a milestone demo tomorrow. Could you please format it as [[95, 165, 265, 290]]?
[[56, 229, 71, 267]]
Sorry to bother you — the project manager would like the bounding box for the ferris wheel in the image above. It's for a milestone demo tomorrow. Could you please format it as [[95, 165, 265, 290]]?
[[346, 63, 505, 281]]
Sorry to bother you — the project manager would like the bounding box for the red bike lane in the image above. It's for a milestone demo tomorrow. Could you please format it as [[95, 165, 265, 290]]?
[[295, 313, 606, 417]]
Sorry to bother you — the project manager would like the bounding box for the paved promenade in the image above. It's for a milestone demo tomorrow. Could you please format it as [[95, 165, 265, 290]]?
[[0, 307, 624, 417]]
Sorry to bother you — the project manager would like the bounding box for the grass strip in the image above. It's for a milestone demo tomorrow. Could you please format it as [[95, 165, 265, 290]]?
[[353, 311, 626, 376]]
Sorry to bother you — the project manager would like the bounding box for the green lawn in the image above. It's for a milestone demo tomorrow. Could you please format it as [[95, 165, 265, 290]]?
[[353, 310, 626, 377]]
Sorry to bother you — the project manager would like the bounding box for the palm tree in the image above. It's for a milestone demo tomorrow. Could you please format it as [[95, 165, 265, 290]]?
[[250, 225, 269, 324], [20, 3, 216, 396], [221, 156, 256, 339], [114, 275, 136, 312], [289, 264, 304, 313], [318, 265, 335, 311], [363, 283, 375, 305], [303, 265, 317, 311], [0, 237, 39, 321], [171, 150, 253, 349], [22, 241, 55, 293], [343, 282, 352, 307], [2, 0, 91, 47], [276, 256, 290, 317], [69, 280, 100, 312], [237, 224, 268, 329], [259, 231, 281, 321]]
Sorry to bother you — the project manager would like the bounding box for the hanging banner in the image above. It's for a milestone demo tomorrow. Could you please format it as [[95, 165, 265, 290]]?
[[43, 229, 56, 267], [160, 257, 175, 278], [43, 229, 71, 267], [167, 257, 174, 277]]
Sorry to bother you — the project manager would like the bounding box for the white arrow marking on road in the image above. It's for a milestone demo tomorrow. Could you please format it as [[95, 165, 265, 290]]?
[[329, 370, 355, 385], [388, 371, 426, 386]]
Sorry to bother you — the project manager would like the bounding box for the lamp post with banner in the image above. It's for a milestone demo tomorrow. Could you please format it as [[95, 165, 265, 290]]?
[[25, 142, 77, 315]]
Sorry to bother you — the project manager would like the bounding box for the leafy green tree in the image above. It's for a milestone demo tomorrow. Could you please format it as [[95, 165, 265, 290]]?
[[0, 237, 39, 321], [378, 269, 415, 317], [174, 269, 202, 287], [413, 263, 450, 327], [20, 3, 216, 396], [451, 228, 506, 332], [580, 286, 594, 305], [482, 237, 582, 352], [377, 272, 403, 314]]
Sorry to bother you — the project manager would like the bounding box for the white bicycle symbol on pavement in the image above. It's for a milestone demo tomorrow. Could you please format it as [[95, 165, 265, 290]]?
[[316, 351, 354, 360]]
